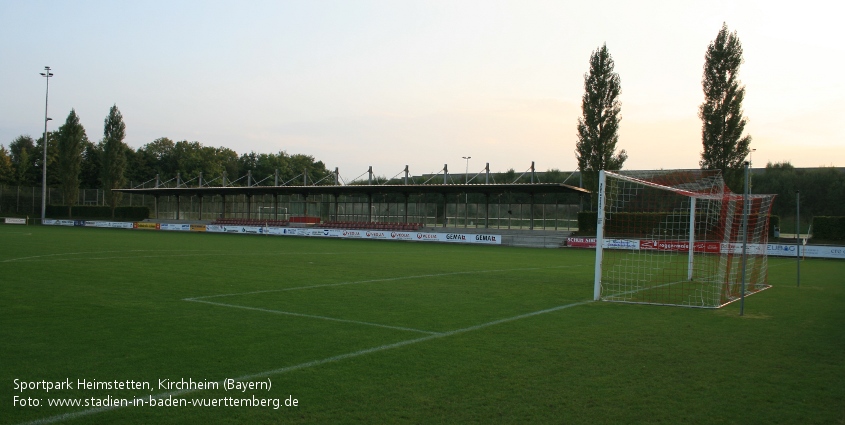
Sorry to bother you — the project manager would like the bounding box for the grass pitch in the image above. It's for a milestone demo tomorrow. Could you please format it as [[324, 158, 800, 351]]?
[[1, 226, 843, 424]]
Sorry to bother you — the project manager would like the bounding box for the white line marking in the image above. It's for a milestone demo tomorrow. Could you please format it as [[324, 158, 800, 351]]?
[[186, 265, 579, 300], [0, 250, 217, 263], [186, 299, 442, 335], [1, 250, 400, 263], [14, 299, 590, 425]]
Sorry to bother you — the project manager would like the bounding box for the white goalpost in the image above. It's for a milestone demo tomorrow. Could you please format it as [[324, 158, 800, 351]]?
[[592, 169, 775, 308]]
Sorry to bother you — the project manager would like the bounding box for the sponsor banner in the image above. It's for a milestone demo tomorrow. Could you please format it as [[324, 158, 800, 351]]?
[[43, 219, 58, 225], [567, 238, 844, 259], [73, 220, 86, 227], [238, 226, 270, 235], [766, 243, 797, 256], [415, 232, 439, 242], [134, 222, 159, 230], [602, 239, 641, 250], [322, 229, 343, 238], [58, 220, 75, 226], [220, 225, 273, 235], [720, 243, 766, 255], [190, 224, 206, 232], [160, 223, 191, 231], [442, 233, 468, 242], [109, 222, 134, 229], [639, 240, 721, 254], [342, 229, 364, 238], [84, 221, 112, 228], [365, 230, 389, 239], [389, 231, 415, 241], [438, 233, 502, 245], [800, 245, 845, 259], [767, 243, 845, 259], [4, 218, 26, 224], [471, 234, 500, 244], [566, 237, 596, 248], [307, 229, 326, 237]]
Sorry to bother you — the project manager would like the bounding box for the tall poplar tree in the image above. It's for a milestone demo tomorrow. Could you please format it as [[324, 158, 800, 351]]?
[[699, 23, 751, 191], [576, 43, 627, 191], [56, 109, 87, 217], [100, 105, 127, 217]]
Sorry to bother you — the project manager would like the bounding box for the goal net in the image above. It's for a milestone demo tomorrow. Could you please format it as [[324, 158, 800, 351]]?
[[593, 169, 775, 308]]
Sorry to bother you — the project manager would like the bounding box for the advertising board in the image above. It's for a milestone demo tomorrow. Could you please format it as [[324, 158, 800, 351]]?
[[159, 223, 191, 231]]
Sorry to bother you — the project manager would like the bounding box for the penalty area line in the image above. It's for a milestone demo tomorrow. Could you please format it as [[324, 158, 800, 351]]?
[[186, 265, 582, 301], [15, 299, 591, 425], [185, 298, 442, 335]]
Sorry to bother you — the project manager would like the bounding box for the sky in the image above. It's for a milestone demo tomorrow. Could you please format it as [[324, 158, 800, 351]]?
[[1, 0, 843, 181]]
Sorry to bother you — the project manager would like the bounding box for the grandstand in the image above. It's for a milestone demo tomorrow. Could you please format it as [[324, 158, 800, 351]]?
[[116, 182, 588, 231], [210, 218, 290, 227], [322, 221, 424, 231], [207, 218, 424, 232]]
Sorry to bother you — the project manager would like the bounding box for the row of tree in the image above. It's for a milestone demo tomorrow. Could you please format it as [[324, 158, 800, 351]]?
[[575, 23, 752, 192], [752, 162, 845, 223], [0, 106, 329, 216], [0, 23, 822, 217]]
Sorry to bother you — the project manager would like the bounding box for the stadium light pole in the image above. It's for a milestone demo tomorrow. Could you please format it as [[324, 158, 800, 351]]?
[[462, 156, 471, 221], [749, 148, 756, 189], [40, 66, 54, 222]]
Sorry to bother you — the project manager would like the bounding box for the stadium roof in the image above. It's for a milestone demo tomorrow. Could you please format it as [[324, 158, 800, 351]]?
[[114, 182, 590, 198]]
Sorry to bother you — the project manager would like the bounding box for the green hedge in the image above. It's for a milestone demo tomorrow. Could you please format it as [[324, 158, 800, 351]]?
[[578, 211, 779, 238], [812, 216, 845, 241], [46, 205, 150, 221], [577, 212, 597, 233]]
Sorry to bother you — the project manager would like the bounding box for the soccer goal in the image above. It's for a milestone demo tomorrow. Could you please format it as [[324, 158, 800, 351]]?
[[592, 169, 775, 308]]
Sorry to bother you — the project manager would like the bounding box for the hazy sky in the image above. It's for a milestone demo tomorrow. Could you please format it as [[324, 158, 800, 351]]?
[[2, 0, 842, 180]]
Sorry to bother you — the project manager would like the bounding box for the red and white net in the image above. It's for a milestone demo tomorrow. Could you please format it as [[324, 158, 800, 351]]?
[[597, 169, 775, 308]]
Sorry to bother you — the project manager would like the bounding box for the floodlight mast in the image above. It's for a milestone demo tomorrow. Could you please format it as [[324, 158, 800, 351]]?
[[40, 66, 53, 221]]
